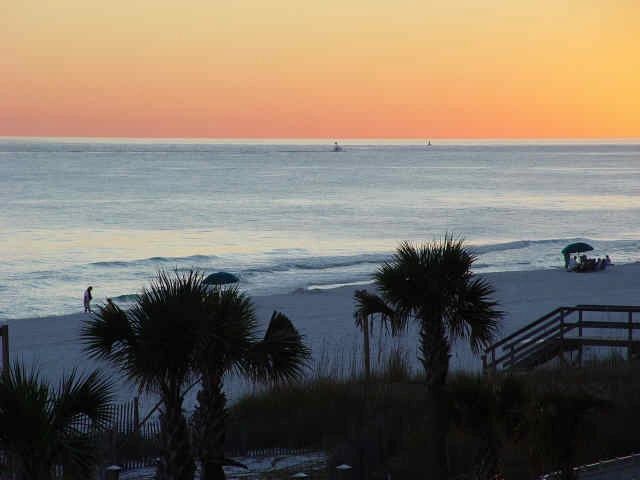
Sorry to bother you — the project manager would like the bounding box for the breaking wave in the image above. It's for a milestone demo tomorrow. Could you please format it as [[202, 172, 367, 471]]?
[[89, 254, 217, 268]]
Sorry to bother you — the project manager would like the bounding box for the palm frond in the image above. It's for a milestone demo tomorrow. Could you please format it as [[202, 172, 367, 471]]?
[[84, 270, 207, 393], [373, 235, 502, 357], [446, 277, 502, 352], [0, 361, 111, 478], [53, 369, 114, 433], [0, 362, 50, 451], [81, 301, 134, 362], [196, 286, 258, 378], [353, 289, 406, 335], [243, 311, 311, 384]]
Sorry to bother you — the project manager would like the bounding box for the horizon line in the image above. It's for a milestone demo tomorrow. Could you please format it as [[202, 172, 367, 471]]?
[[1, 135, 639, 145]]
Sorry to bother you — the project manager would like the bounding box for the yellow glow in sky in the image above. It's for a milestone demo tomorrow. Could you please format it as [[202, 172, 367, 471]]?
[[1, 0, 639, 138]]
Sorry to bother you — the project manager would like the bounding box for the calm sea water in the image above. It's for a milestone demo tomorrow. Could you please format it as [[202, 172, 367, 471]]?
[[1, 138, 640, 320]]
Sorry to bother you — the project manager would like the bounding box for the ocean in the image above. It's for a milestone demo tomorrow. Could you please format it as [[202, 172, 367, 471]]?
[[2, 138, 640, 320]]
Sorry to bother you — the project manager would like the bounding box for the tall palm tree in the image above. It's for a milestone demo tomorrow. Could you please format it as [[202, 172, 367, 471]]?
[[192, 287, 310, 480], [0, 362, 113, 480], [356, 237, 501, 479], [82, 270, 206, 480]]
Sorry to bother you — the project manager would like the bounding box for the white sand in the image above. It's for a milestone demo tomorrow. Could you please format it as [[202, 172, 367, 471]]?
[[5, 263, 640, 406]]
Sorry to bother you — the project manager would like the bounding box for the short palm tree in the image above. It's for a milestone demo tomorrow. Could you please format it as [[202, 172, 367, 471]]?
[[356, 237, 502, 479], [354, 289, 396, 379], [192, 286, 310, 480], [0, 362, 113, 480], [82, 270, 205, 480]]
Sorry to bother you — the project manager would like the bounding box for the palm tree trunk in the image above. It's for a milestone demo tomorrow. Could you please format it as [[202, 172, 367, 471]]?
[[419, 320, 451, 480], [362, 315, 371, 380], [196, 375, 227, 480], [156, 388, 196, 480]]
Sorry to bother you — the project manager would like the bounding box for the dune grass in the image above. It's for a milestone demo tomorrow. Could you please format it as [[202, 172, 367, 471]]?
[[226, 351, 640, 479]]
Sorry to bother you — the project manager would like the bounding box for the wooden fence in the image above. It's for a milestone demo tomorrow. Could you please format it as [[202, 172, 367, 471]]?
[[74, 397, 142, 435]]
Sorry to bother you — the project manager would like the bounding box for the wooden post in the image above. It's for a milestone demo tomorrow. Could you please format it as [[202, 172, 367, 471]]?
[[491, 348, 496, 374], [628, 311, 633, 362], [578, 310, 583, 337], [133, 396, 140, 431], [481, 354, 487, 375], [110, 428, 118, 466], [559, 309, 566, 364], [105, 465, 121, 480], [0, 324, 8, 376], [362, 315, 370, 380], [578, 310, 583, 367]]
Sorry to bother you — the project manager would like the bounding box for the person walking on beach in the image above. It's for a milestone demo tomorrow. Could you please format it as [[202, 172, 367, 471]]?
[[84, 286, 93, 313]]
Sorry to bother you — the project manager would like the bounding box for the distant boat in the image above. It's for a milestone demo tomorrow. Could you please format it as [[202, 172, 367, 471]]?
[[333, 141, 343, 152], [426, 139, 432, 147]]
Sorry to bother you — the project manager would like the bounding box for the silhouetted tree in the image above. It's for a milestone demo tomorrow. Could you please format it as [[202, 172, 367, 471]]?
[[83, 271, 203, 480], [354, 236, 502, 479], [192, 287, 310, 480]]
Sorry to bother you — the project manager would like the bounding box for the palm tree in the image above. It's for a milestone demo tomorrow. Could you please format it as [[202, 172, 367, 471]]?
[[0, 361, 113, 480], [82, 270, 205, 480], [192, 287, 310, 480], [354, 289, 396, 380], [355, 237, 502, 479]]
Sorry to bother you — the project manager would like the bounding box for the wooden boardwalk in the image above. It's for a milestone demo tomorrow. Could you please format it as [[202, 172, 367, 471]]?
[[542, 452, 640, 479], [483, 305, 640, 374]]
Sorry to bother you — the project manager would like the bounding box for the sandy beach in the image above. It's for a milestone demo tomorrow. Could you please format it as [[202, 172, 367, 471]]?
[[5, 263, 640, 406]]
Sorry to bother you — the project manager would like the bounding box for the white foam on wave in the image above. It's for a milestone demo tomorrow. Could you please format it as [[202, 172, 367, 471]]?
[[4, 237, 640, 320]]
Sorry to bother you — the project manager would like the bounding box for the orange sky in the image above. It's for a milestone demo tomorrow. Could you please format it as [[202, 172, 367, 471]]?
[[1, 0, 638, 138]]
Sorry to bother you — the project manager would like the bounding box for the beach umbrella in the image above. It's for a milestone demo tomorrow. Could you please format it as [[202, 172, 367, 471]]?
[[561, 242, 594, 267], [203, 272, 239, 285], [562, 242, 594, 256]]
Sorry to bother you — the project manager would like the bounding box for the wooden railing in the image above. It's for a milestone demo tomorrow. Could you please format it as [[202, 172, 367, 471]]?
[[482, 305, 640, 374], [0, 324, 8, 375]]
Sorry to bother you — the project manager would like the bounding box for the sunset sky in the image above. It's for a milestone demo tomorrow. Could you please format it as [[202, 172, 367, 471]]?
[[2, 0, 638, 138]]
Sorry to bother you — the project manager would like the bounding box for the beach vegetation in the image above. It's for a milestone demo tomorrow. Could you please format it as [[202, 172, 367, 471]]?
[[449, 374, 527, 480], [522, 388, 609, 480], [0, 362, 112, 480]]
